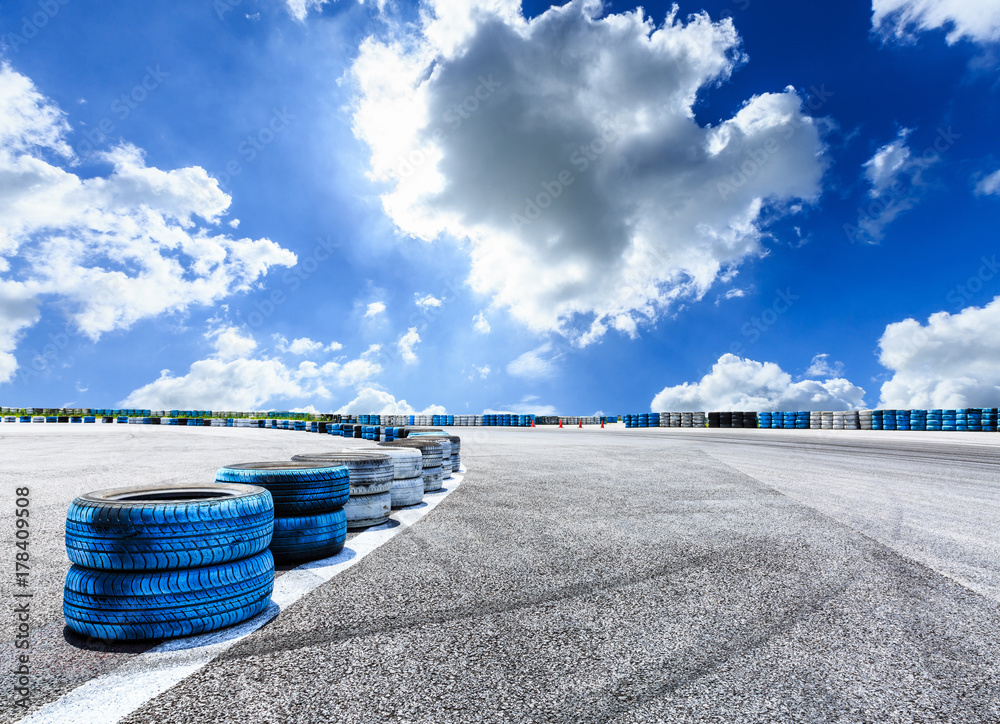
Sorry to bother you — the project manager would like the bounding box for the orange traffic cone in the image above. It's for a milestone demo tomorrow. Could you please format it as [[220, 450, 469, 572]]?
[[578, 420, 583, 428], [558, 419, 563, 428], [601, 420, 604, 429], [531, 419, 535, 427]]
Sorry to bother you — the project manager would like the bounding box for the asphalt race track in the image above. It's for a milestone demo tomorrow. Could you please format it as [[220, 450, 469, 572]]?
[[4, 424, 1000, 723]]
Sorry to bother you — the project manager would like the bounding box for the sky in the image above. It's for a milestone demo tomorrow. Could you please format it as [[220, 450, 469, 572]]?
[[0, 0, 999, 415]]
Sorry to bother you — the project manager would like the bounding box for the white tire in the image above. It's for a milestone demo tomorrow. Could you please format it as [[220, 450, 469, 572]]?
[[391, 476, 424, 508], [345, 492, 391, 529]]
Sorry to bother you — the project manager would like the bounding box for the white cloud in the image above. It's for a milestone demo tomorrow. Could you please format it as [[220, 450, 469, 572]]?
[[327, 341, 344, 352], [976, 169, 1000, 196], [651, 354, 867, 411], [284, 0, 329, 22], [288, 337, 326, 355], [0, 281, 41, 384], [469, 364, 490, 380], [804, 353, 845, 378], [397, 326, 421, 364], [851, 128, 935, 242], [873, 0, 1000, 44], [336, 386, 445, 415], [473, 310, 491, 334], [0, 65, 296, 383], [210, 326, 258, 361], [724, 288, 746, 300], [877, 296, 1000, 408], [486, 395, 558, 415], [415, 293, 442, 309], [121, 327, 382, 409], [364, 301, 386, 318], [507, 342, 562, 380], [121, 358, 305, 410], [351, 2, 827, 343]]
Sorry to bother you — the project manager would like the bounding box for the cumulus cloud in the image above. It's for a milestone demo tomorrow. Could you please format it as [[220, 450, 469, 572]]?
[[336, 386, 445, 415], [0, 65, 296, 383], [121, 327, 383, 409], [873, 0, 1000, 44], [415, 293, 442, 309], [397, 326, 421, 364], [351, 1, 827, 343], [0, 281, 41, 384], [469, 364, 490, 381], [210, 326, 258, 361], [804, 353, 845, 378], [651, 354, 867, 411], [976, 169, 1000, 196], [848, 128, 940, 243], [364, 301, 386, 318], [284, 0, 329, 22], [286, 337, 326, 355], [473, 311, 491, 334], [507, 342, 562, 380], [877, 296, 1000, 408]]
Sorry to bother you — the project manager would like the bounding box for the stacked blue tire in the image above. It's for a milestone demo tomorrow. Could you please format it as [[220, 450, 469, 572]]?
[[63, 483, 275, 641], [216, 462, 350, 563]]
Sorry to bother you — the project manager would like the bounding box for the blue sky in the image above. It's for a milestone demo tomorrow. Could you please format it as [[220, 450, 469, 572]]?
[[1, 0, 999, 414]]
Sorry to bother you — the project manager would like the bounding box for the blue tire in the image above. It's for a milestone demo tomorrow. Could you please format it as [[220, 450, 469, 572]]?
[[63, 549, 274, 641], [65, 483, 273, 571], [270, 508, 347, 563], [215, 462, 350, 515]]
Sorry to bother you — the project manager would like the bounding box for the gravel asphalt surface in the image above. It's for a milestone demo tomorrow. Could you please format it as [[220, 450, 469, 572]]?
[[4, 423, 1000, 723]]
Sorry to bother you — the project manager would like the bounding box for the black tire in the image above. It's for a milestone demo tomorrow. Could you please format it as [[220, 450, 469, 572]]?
[[65, 483, 274, 571], [215, 462, 349, 515], [270, 508, 347, 563], [63, 550, 274, 641]]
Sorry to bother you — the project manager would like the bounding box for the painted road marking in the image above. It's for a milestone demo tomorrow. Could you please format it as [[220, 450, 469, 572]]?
[[17, 472, 464, 724]]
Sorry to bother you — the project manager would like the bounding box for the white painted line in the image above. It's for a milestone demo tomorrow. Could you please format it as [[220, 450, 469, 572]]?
[[17, 471, 465, 724]]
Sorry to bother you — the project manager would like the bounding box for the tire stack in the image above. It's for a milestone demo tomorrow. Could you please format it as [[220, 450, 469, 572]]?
[[378, 439, 445, 493], [215, 462, 350, 563], [926, 409, 943, 431], [344, 447, 423, 509], [984, 408, 998, 432], [883, 410, 897, 431], [910, 410, 926, 431], [445, 435, 462, 472], [845, 410, 860, 430], [707, 412, 720, 428], [832, 411, 844, 430], [967, 408, 983, 432], [407, 433, 454, 479], [896, 409, 911, 431], [63, 483, 275, 641], [290, 452, 394, 529], [742, 412, 758, 429], [859, 410, 873, 430], [820, 411, 833, 430], [942, 409, 957, 431]]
